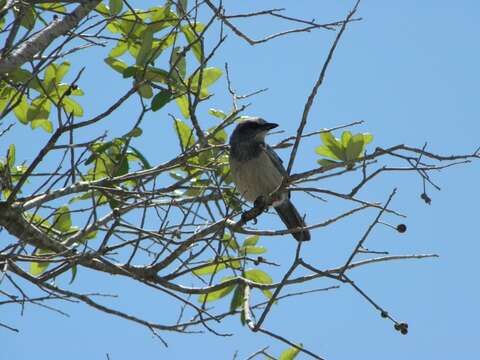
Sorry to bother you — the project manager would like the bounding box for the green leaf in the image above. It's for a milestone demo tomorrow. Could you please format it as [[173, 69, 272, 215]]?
[[19, 6, 36, 30], [362, 133, 374, 145], [104, 57, 128, 74], [230, 285, 244, 311], [86, 141, 114, 165], [109, 41, 128, 57], [151, 90, 172, 111], [126, 127, 142, 137], [150, 34, 176, 62], [127, 42, 140, 58], [115, 155, 129, 176], [341, 131, 352, 148], [123, 65, 138, 78], [244, 269, 272, 284], [148, 7, 178, 32], [95, 2, 109, 15], [148, 6, 168, 21], [345, 134, 365, 161], [207, 127, 227, 144], [197, 276, 236, 303], [208, 108, 226, 119], [9, 69, 40, 90], [62, 97, 83, 116], [181, 23, 206, 62], [240, 246, 267, 255], [27, 97, 50, 124], [144, 67, 170, 83], [13, 95, 29, 124], [317, 159, 339, 169], [44, 63, 57, 88], [320, 131, 345, 160], [127, 146, 152, 169], [169, 172, 184, 181], [262, 289, 273, 300], [193, 262, 227, 276], [170, 47, 186, 79], [69, 264, 78, 284], [29, 248, 54, 276], [57, 83, 84, 96], [194, 67, 222, 87], [190, 67, 222, 98], [279, 345, 303, 360], [138, 83, 153, 98], [53, 206, 72, 232], [7, 144, 15, 168], [30, 261, 49, 276], [24, 212, 50, 227], [69, 190, 95, 204], [89, 154, 114, 179], [136, 29, 154, 66], [222, 233, 239, 250], [56, 62, 70, 83], [109, 0, 123, 15], [82, 230, 98, 242], [31, 119, 53, 133], [315, 145, 338, 159], [0, 88, 10, 114], [175, 94, 190, 118], [174, 119, 195, 149], [11, 164, 27, 182], [39, 3, 66, 13], [193, 257, 241, 275], [243, 235, 259, 247], [106, 19, 122, 33], [117, 11, 148, 38]]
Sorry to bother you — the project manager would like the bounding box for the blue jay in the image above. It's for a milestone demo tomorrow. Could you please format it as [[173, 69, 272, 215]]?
[[229, 118, 311, 241]]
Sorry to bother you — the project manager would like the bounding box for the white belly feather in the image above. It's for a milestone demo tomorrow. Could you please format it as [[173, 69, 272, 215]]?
[[230, 150, 284, 202]]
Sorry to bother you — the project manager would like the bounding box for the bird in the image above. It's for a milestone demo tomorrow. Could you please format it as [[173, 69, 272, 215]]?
[[229, 117, 311, 241]]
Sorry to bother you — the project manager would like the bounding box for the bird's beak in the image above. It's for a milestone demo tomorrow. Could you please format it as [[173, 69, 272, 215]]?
[[261, 122, 279, 131]]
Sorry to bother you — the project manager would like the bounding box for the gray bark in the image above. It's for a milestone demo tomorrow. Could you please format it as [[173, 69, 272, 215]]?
[[0, 0, 101, 74]]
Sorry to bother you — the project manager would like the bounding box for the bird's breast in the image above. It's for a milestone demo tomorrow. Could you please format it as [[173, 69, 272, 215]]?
[[229, 151, 284, 202]]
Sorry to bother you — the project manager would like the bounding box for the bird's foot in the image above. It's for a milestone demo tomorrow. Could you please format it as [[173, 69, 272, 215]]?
[[240, 196, 267, 225], [253, 195, 267, 210]]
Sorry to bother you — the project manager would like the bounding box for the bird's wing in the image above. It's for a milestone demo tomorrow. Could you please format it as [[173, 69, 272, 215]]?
[[263, 144, 288, 177]]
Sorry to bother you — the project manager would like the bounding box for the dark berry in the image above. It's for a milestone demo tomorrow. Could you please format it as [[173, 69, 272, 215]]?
[[399, 323, 409, 334], [420, 192, 432, 205], [396, 224, 407, 233]]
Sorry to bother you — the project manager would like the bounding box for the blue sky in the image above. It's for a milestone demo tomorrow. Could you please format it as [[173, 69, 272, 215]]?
[[2, 1, 480, 359]]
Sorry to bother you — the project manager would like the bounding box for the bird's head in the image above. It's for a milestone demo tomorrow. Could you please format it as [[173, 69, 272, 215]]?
[[230, 117, 278, 145]]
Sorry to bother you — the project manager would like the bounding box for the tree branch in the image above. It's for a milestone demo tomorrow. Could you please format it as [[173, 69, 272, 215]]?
[[0, 0, 101, 74]]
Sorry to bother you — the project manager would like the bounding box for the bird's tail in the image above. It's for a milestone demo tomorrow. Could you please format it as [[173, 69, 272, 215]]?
[[274, 200, 311, 241]]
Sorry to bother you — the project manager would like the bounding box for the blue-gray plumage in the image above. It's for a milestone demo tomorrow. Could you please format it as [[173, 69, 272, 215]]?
[[229, 118, 311, 241]]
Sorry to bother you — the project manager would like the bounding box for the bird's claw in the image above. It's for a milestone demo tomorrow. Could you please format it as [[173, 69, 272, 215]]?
[[240, 197, 267, 225], [253, 196, 266, 209]]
